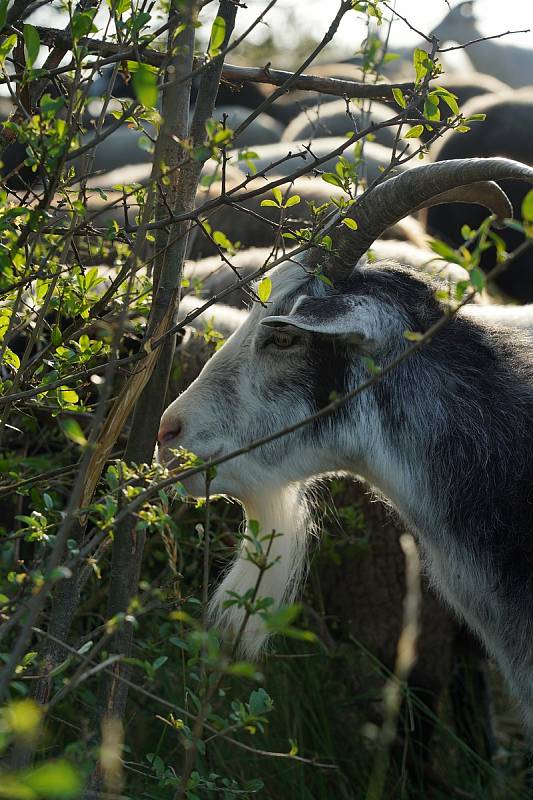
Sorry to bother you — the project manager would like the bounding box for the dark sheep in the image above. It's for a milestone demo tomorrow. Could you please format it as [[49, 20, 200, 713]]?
[[427, 90, 533, 302]]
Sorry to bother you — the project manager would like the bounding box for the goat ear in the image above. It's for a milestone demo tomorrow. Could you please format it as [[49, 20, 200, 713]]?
[[459, 1, 475, 18], [261, 294, 377, 350]]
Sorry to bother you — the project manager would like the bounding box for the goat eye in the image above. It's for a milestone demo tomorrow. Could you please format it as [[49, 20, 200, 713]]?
[[271, 330, 295, 348]]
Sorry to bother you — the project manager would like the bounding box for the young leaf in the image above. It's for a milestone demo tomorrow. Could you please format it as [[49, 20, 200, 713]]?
[[59, 418, 87, 446], [322, 172, 344, 188], [522, 189, 533, 222], [433, 86, 460, 116], [208, 15, 226, 57], [413, 48, 431, 84], [272, 187, 283, 206], [132, 63, 158, 108], [392, 87, 407, 109], [0, 33, 17, 64], [23, 24, 40, 68], [257, 276, 272, 303], [342, 217, 358, 230], [285, 194, 301, 207], [404, 124, 424, 139]]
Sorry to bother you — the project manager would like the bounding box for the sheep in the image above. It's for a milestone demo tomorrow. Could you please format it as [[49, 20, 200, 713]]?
[[260, 63, 377, 126], [74, 124, 156, 175], [427, 90, 533, 302], [281, 99, 405, 150], [429, 1, 533, 89], [188, 172, 428, 259], [229, 138, 413, 181], [183, 242, 471, 309], [158, 158, 533, 745], [211, 105, 283, 147], [434, 73, 510, 108]]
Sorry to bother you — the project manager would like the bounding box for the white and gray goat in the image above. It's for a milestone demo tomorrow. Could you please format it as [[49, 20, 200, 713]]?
[[159, 158, 533, 737]]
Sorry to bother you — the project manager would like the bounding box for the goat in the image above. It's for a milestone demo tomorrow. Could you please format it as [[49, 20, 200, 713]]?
[[159, 158, 533, 736], [183, 242, 472, 310], [430, 1, 533, 89]]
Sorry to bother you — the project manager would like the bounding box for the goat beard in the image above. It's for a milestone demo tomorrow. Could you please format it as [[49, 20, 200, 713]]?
[[208, 482, 315, 660]]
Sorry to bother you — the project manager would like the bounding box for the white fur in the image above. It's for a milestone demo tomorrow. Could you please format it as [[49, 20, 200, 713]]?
[[209, 483, 313, 658]]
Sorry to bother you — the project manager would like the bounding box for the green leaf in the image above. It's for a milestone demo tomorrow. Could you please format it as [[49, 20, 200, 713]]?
[[433, 86, 460, 116], [413, 48, 432, 85], [285, 194, 301, 208], [259, 199, 279, 208], [322, 172, 343, 188], [249, 688, 272, 716], [51, 326, 62, 347], [40, 94, 65, 117], [22, 759, 82, 798], [107, 0, 130, 14], [272, 187, 283, 206], [23, 24, 40, 68], [403, 125, 424, 139], [59, 418, 87, 447], [429, 239, 463, 265], [424, 96, 440, 122], [226, 661, 262, 679], [392, 87, 407, 109], [0, 0, 9, 31], [257, 276, 272, 303], [3, 348, 20, 371], [469, 267, 485, 291], [522, 189, 533, 222], [208, 15, 226, 57], [132, 63, 158, 108], [0, 33, 17, 63], [71, 9, 97, 40], [342, 217, 358, 230], [57, 386, 79, 405]]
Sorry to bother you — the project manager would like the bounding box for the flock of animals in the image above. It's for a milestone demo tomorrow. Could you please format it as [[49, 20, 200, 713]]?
[[5, 0, 533, 776]]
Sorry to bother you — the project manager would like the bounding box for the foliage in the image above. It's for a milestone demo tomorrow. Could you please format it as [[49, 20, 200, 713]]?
[[0, 1, 531, 799]]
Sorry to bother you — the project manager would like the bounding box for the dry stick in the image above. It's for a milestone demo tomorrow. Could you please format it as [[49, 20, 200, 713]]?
[[28, 23, 413, 100], [365, 533, 421, 800], [438, 28, 531, 52]]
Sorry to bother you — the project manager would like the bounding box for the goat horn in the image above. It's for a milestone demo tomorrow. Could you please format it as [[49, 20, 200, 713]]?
[[327, 157, 533, 280]]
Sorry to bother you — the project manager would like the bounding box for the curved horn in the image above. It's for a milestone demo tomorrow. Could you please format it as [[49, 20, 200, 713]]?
[[327, 157, 533, 280]]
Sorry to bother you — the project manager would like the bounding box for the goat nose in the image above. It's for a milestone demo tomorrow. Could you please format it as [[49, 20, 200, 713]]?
[[157, 419, 182, 448]]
